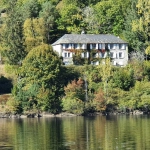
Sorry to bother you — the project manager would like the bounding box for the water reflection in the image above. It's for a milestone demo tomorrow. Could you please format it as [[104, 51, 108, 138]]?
[[0, 115, 150, 150]]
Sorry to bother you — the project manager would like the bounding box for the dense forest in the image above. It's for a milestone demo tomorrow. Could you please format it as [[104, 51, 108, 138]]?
[[0, 0, 149, 115]]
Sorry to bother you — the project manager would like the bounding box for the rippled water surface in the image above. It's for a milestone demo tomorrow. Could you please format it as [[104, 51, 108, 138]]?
[[0, 115, 150, 150]]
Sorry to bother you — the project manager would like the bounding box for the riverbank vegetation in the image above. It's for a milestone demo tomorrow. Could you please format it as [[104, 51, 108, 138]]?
[[0, 0, 149, 115]]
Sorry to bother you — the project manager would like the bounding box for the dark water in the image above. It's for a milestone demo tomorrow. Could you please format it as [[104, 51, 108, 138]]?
[[0, 115, 150, 150]]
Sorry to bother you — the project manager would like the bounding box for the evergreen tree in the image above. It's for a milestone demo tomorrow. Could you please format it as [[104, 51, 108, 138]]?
[[21, 0, 41, 19], [2, 0, 26, 65], [39, 1, 58, 43], [123, 0, 144, 51]]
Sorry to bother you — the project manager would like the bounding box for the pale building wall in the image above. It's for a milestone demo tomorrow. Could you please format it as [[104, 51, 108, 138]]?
[[52, 45, 62, 56]]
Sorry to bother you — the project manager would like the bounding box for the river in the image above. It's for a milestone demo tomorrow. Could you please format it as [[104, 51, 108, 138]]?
[[0, 115, 150, 150]]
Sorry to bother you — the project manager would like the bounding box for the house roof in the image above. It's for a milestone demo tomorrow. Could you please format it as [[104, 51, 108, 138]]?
[[52, 34, 128, 46]]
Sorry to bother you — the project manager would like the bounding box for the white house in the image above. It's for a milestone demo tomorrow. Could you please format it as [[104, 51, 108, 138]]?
[[52, 34, 128, 66]]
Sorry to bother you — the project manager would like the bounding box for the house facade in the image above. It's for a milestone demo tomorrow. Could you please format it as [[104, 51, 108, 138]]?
[[52, 34, 128, 66]]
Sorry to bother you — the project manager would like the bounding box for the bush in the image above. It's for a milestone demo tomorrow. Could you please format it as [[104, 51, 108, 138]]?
[[62, 97, 84, 115], [6, 97, 22, 114]]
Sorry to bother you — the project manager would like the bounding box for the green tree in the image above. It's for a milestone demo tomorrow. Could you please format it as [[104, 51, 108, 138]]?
[[133, 0, 150, 49], [111, 67, 135, 91], [82, 6, 99, 34], [123, 0, 150, 52], [123, 0, 145, 51], [13, 44, 64, 114], [56, 0, 83, 33], [23, 18, 46, 52], [1, 0, 26, 65], [39, 1, 58, 43], [62, 78, 85, 114], [21, 0, 41, 19], [98, 58, 112, 94], [94, 0, 129, 35]]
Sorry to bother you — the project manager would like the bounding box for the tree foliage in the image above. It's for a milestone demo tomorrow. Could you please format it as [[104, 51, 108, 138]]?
[[23, 18, 46, 52], [13, 44, 64, 113], [111, 67, 135, 91], [62, 78, 85, 114], [39, 1, 58, 43], [0, 0, 150, 114], [1, 0, 26, 65]]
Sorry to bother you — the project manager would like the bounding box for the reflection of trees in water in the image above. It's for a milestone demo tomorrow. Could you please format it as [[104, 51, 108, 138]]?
[[12, 118, 65, 150], [0, 119, 13, 148], [1, 116, 150, 150]]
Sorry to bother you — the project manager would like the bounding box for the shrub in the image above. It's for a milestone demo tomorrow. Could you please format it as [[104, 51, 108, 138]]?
[[62, 97, 84, 115], [6, 97, 22, 114]]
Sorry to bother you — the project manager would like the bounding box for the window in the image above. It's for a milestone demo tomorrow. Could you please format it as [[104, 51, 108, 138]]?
[[63, 52, 72, 58], [62, 44, 65, 49], [65, 44, 69, 49], [118, 52, 124, 58], [110, 44, 118, 49], [110, 44, 115, 49], [82, 44, 86, 49], [119, 44, 125, 49], [72, 44, 74, 48], [64, 53, 67, 57], [102, 43, 105, 49], [74, 44, 78, 49], [81, 52, 89, 58], [62, 44, 69, 49], [74, 44, 80, 49], [68, 53, 70, 57], [90, 44, 96, 49], [99, 43, 105, 49], [99, 44, 102, 49], [110, 52, 114, 58], [92, 44, 96, 49], [110, 52, 116, 58]]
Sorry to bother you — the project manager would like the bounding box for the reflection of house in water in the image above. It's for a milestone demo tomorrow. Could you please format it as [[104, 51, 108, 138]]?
[[52, 34, 128, 66]]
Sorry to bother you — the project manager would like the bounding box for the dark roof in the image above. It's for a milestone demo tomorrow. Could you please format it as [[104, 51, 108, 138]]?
[[52, 34, 128, 46]]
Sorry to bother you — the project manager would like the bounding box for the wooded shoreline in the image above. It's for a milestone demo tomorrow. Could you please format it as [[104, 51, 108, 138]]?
[[0, 110, 148, 118]]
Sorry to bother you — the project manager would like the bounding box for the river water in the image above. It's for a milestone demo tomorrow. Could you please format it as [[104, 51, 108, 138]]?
[[0, 115, 150, 150]]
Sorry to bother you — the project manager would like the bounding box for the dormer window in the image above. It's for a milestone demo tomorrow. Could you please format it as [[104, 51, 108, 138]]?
[[119, 44, 125, 49], [110, 44, 115, 49], [74, 44, 77, 49], [82, 44, 86, 49], [66, 44, 69, 49], [110, 44, 118, 49], [90, 44, 96, 49], [74, 44, 80, 49], [62, 44, 69, 49]]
